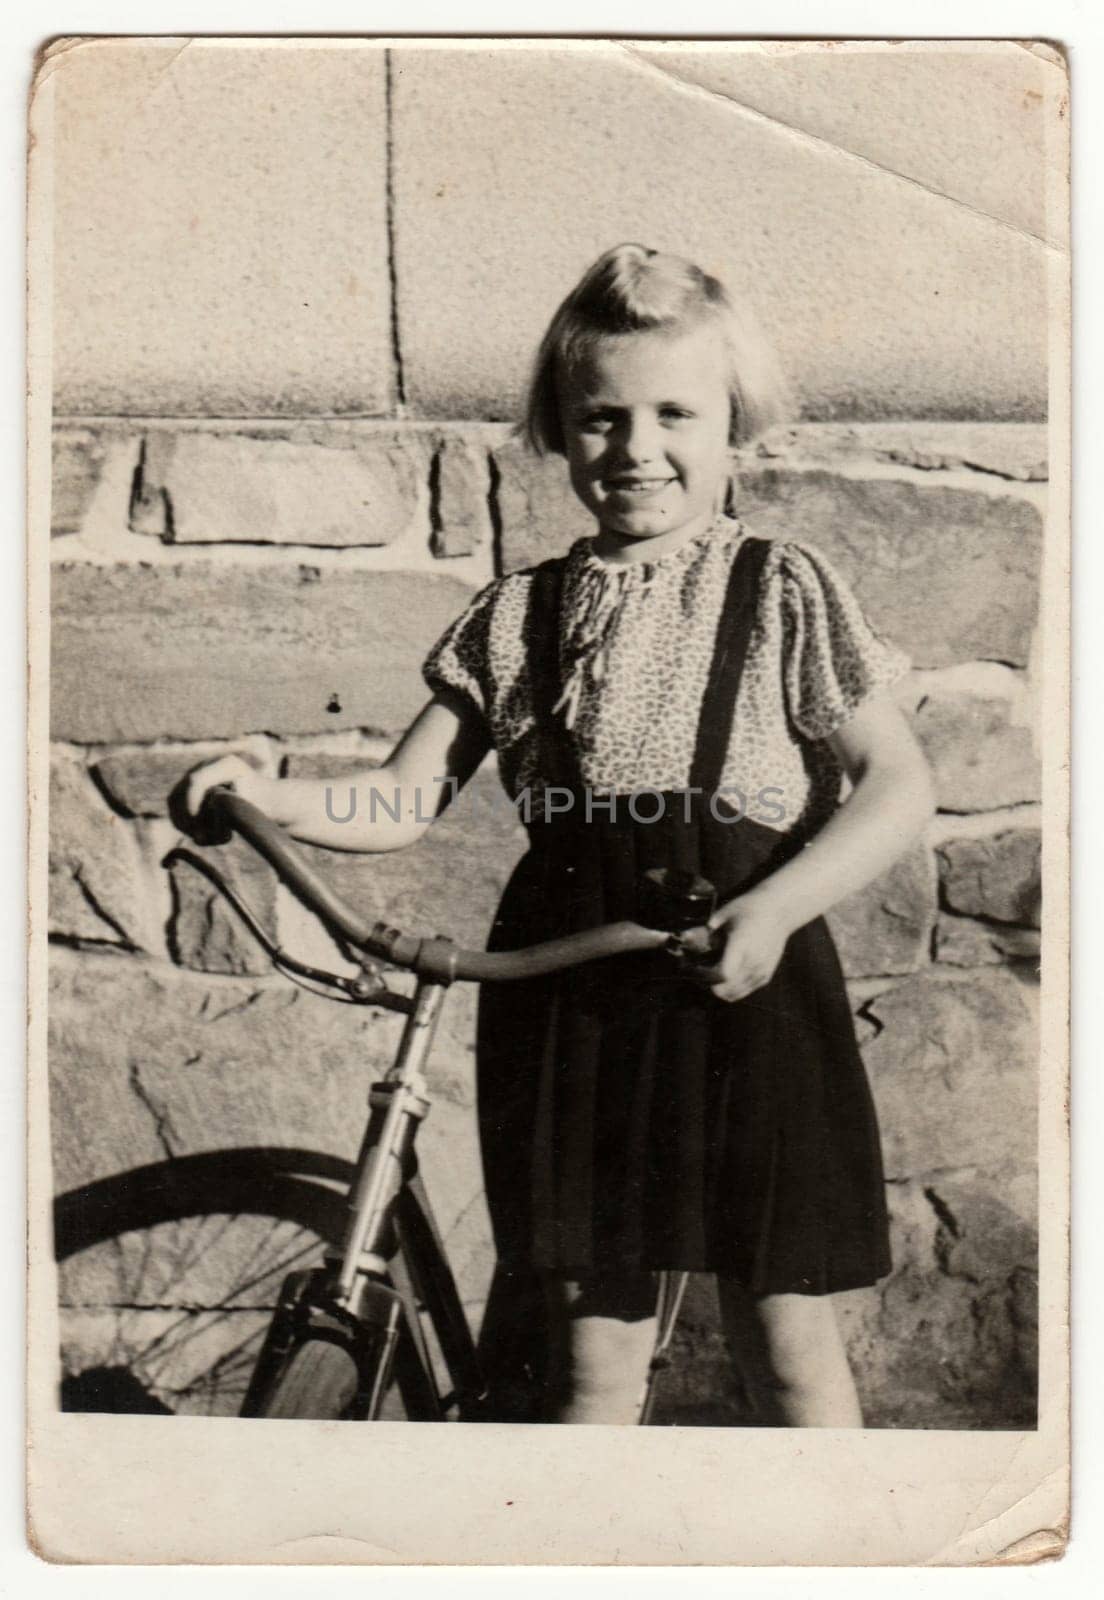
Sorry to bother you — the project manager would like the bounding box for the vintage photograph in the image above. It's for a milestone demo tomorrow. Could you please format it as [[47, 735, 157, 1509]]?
[[28, 34, 1069, 1563]]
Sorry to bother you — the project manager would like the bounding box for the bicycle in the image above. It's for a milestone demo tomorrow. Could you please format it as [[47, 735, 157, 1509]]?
[[55, 787, 723, 1423]]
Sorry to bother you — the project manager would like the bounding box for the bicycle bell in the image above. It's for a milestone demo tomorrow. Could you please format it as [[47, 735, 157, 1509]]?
[[638, 866, 717, 932]]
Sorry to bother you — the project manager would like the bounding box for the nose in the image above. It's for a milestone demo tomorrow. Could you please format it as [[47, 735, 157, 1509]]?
[[619, 410, 662, 466]]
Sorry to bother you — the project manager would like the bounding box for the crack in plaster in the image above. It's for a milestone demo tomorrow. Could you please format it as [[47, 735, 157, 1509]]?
[[64, 1301, 267, 1314], [383, 50, 407, 414], [486, 447, 505, 576], [69, 865, 135, 949], [870, 449, 1047, 484], [853, 996, 886, 1041], [957, 459, 1046, 484], [620, 45, 1063, 258], [935, 798, 1039, 822], [202, 989, 266, 1026], [440, 1186, 485, 1246], [49, 932, 132, 954], [127, 1059, 181, 1160], [426, 445, 443, 548]]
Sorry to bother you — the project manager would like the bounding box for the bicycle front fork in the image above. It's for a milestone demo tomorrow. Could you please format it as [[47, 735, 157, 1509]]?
[[241, 981, 463, 1421]]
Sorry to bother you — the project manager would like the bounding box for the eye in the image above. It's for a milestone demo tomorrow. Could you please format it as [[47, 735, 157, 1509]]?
[[574, 409, 616, 434], [659, 405, 694, 423]]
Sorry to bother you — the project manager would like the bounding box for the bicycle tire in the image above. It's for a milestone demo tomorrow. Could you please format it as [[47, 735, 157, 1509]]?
[[55, 1148, 350, 1418], [256, 1337, 361, 1421]]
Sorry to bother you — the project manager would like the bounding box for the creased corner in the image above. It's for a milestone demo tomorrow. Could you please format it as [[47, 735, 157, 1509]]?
[[984, 1524, 1069, 1566], [618, 42, 1058, 256], [29, 35, 93, 102], [29, 34, 197, 107], [1016, 41, 1069, 74], [927, 1464, 1070, 1567]]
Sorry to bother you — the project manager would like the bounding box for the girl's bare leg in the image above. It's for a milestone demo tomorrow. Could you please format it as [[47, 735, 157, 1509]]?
[[542, 1277, 658, 1424], [718, 1279, 863, 1428]]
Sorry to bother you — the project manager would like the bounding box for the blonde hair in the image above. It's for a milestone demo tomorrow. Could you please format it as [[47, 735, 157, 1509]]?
[[524, 243, 790, 455]]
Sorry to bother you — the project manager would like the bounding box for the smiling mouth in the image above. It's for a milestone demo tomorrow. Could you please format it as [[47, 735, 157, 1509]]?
[[605, 478, 676, 496]]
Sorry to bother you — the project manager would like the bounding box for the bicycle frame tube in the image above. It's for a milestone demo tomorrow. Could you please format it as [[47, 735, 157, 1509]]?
[[332, 979, 447, 1304]]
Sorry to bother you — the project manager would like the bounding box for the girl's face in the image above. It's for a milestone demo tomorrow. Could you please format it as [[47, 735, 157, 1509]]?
[[557, 324, 733, 551]]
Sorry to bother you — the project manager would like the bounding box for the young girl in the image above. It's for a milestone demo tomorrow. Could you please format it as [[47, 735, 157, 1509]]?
[[186, 244, 934, 1428]]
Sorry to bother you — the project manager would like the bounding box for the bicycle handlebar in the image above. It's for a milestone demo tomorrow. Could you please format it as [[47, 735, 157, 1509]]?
[[197, 787, 718, 984]]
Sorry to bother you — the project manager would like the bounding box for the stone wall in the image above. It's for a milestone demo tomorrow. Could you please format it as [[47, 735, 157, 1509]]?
[[44, 38, 1051, 1427], [50, 39, 1056, 421], [49, 417, 1043, 1428]]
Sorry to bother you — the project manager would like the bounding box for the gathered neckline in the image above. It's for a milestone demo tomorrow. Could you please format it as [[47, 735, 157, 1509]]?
[[572, 517, 744, 581]]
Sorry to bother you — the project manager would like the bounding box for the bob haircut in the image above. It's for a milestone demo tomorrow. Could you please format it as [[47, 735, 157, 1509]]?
[[524, 243, 791, 456]]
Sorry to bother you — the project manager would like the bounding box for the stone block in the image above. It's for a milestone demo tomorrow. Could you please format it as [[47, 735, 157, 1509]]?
[[861, 970, 1037, 1179], [286, 766, 528, 955], [167, 835, 279, 977], [493, 436, 596, 573], [391, 46, 1046, 422], [937, 829, 1042, 926], [48, 752, 155, 950], [872, 431, 1048, 483], [92, 743, 269, 820], [835, 1171, 1037, 1429], [51, 430, 107, 537], [48, 956, 173, 1191], [279, 750, 385, 782], [826, 842, 937, 978], [53, 40, 393, 416], [914, 694, 1040, 811], [130, 430, 422, 548], [432, 434, 494, 557], [751, 422, 1048, 482], [733, 471, 1042, 669], [51, 562, 478, 743], [934, 915, 1040, 968], [49, 951, 481, 1199]]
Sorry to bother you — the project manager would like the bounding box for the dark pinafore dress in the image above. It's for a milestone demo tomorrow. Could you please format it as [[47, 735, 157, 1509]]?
[[476, 536, 892, 1296]]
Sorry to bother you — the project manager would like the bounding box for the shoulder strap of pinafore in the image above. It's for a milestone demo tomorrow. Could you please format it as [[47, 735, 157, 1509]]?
[[688, 535, 773, 797], [525, 553, 580, 789]]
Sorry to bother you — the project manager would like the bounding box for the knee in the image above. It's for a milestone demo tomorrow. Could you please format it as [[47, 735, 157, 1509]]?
[[755, 1294, 846, 1390], [570, 1315, 657, 1390]]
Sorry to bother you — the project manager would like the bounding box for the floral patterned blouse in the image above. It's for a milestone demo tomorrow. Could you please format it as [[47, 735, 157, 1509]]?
[[422, 517, 909, 839]]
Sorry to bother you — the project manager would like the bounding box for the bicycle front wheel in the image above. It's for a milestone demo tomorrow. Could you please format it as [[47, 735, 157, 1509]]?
[[55, 1148, 350, 1418], [257, 1338, 361, 1421]]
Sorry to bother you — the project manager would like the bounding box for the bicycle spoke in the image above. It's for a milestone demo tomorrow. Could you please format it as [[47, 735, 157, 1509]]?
[[59, 1206, 335, 1417]]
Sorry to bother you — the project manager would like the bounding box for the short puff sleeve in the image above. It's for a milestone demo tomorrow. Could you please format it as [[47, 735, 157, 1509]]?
[[780, 542, 910, 741], [421, 581, 497, 721]]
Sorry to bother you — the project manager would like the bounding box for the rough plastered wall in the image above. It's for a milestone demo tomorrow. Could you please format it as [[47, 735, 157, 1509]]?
[[46, 38, 1056, 1427]]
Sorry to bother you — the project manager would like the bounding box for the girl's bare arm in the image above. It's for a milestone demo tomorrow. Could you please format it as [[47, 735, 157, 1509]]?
[[182, 689, 492, 853], [705, 696, 935, 1002], [747, 695, 935, 930]]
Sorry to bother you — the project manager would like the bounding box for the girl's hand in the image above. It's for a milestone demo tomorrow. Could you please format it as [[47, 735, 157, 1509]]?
[[181, 754, 275, 825], [695, 891, 796, 1004]]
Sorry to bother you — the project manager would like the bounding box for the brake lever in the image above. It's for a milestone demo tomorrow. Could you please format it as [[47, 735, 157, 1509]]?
[[271, 955, 410, 1013], [163, 845, 413, 1013]]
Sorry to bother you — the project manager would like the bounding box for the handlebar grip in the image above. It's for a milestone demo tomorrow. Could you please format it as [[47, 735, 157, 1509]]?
[[199, 788, 377, 949]]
